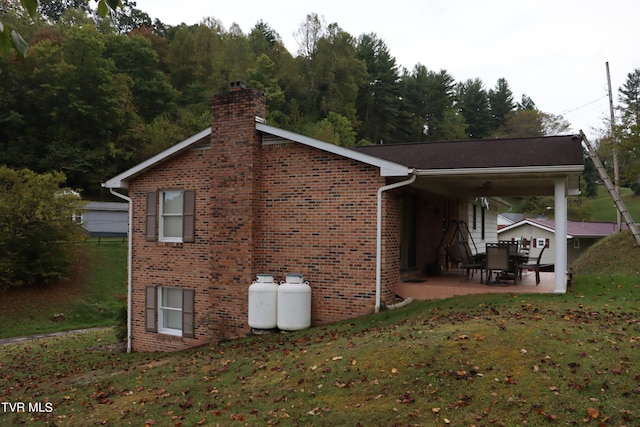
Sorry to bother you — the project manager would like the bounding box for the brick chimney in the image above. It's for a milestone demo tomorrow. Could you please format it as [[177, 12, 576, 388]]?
[[209, 84, 266, 337]]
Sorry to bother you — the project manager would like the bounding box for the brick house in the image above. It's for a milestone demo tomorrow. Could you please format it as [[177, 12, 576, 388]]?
[[104, 83, 584, 352]]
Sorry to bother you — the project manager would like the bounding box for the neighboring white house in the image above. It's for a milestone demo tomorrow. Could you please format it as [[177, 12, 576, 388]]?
[[497, 212, 525, 229], [81, 201, 128, 237], [498, 217, 626, 266]]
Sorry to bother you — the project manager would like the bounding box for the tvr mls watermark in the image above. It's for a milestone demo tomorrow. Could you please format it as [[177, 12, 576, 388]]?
[[1, 401, 54, 413]]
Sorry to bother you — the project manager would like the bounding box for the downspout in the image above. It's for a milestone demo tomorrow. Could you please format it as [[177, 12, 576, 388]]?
[[376, 173, 416, 313], [108, 188, 133, 353]]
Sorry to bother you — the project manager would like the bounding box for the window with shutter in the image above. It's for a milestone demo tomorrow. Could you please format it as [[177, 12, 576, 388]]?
[[157, 190, 196, 243], [154, 287, 195, 337]]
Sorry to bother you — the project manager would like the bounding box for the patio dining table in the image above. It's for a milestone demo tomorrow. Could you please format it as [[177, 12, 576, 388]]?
[[484, 242, 528, 286]]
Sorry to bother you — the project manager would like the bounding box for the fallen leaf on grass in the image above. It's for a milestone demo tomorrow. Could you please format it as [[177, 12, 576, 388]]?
[[586, 407, 600, 419], [396, 393, 415, 403]]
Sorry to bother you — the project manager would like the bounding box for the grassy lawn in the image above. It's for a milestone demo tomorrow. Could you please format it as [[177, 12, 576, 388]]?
[[0, 238, 127, 339], [588, 186, 640, 223], [1, 231, 639, 425], [0, 278, 638, 426]]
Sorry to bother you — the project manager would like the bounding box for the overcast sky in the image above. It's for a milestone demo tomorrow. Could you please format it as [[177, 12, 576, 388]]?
[[133, 0, 638, 136]]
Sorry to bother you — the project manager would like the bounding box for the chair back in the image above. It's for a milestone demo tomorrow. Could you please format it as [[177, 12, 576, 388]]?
[[498, 240, 519, 256], [486, 244, 510, 270], [535, 244, 547, 266]]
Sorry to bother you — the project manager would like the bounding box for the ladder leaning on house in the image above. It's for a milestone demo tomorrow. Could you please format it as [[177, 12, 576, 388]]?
[[580, 130, 640, 247]]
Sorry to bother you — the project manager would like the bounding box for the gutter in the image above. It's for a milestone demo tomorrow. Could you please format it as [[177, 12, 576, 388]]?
[[375, 173, 416, 313], [412, 164, 584, 177], [107, 187, 133, 353]]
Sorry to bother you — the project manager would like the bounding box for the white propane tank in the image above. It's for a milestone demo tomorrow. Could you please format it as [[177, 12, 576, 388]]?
[[277, 274, 311, 331], [248, 274, 278, 330]]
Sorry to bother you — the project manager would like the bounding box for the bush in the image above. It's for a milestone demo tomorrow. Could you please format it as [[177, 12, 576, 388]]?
[[114, 304, 128, 343], [0, 166, 86, 290]]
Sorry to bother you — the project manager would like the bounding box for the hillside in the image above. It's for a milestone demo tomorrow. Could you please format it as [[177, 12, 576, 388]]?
[[588, 186, 640, 223], [571, 230, 640, 276]]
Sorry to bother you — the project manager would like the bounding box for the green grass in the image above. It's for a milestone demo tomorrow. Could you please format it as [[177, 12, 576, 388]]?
[[588, 185, 640, 222], [0, 238, 127, 338], [1, 232, 639, 425], [1, 275, 639, 426]]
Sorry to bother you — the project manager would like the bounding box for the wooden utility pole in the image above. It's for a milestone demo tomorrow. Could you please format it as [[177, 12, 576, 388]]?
[[581, 130, 640, 247], [606, 62, 622, 232]]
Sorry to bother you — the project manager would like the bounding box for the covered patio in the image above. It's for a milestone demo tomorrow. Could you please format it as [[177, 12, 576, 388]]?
[[357, 134, 584, 298], [395, 269, 556, 301]]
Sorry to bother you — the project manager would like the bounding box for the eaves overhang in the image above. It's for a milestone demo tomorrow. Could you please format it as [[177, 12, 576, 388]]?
[[103, 127, 213, 189]]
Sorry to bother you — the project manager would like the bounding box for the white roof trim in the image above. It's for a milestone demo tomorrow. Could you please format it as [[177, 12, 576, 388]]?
[[256, 123, 411, 177], [103, 127, 212, 189], [498, 219, 574, 238], [414, 165, 584, 177], [103, 123, 412, 189]]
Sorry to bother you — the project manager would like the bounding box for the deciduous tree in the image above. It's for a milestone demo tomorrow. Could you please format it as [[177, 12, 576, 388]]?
[[0, 166, 86, 290]]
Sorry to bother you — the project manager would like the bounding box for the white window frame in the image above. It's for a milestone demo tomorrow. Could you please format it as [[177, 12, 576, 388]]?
[[536, 238, 547, 248], [158, 286, 183, 336], [159, 190, 184, 243]]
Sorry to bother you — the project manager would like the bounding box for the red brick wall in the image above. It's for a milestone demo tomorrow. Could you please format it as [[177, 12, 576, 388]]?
[[126, 86, 434, 351], [208, 88, 266, 340], [127, 88, 266, 352], [256, 142, 389, 323], [128, 149, 215, 352]]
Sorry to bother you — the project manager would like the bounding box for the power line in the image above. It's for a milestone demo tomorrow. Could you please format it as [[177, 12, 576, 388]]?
[[562, 95, 608, 116]]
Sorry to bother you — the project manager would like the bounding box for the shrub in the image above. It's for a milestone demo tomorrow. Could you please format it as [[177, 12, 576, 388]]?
[[0, 166, 86, 291], [114, 304, 128, 343]]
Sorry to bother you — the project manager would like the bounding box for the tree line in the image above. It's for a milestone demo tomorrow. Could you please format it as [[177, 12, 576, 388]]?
[[2, 1, 576, 197]]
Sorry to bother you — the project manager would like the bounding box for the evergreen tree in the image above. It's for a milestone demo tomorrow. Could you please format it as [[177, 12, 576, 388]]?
[[400, 65, 465, 141], [355, 33, 402, 144], [456, 78, 493, 139], [488, 78, 515, 130]]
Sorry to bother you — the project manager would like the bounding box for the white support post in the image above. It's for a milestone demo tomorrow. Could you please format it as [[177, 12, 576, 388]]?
[[554, 178, 568, 293]]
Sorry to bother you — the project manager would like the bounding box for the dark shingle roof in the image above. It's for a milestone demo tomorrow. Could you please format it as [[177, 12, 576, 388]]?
[[354, 135, 584, 170]]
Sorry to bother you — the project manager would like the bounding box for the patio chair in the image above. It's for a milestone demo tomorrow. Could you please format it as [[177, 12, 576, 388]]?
[[498, 240, 519, 256], [517, 244, 550, 286], [485, 243, 514, 285], [519, 237, 531, 262], [458, 241, 484, 282]]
